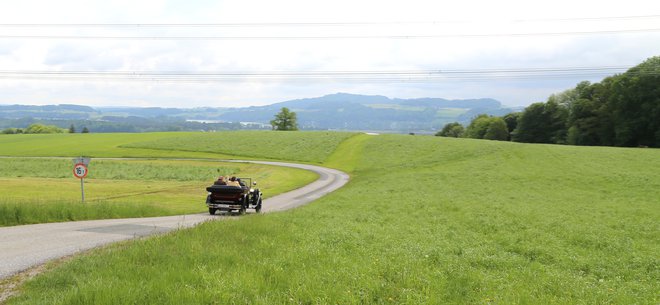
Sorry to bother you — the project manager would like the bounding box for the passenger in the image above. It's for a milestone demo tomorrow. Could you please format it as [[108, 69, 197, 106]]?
[[214, 176, 226, 185], [227, 176, 241, 187]]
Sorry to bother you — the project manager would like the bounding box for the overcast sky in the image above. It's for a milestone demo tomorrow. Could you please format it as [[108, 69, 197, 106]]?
[[0, 0, 658, 108]]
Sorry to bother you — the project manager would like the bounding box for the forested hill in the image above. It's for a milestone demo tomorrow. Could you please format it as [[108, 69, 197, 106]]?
[[0, 94, 514, 133], [216, 93, 512, 131]]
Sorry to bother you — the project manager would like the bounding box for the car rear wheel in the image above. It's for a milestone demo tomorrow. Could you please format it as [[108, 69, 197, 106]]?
[[208, 208, 217, 215]]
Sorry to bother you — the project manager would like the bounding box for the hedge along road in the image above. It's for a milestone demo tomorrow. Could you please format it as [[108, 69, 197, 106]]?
[[0, 160, 349, 280]]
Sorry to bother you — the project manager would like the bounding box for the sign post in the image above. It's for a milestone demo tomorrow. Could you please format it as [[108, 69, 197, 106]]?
[[72, 157, 91, 202]]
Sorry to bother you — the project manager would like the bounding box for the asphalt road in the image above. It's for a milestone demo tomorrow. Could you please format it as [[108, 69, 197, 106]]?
[[0, 160, 349, 280]]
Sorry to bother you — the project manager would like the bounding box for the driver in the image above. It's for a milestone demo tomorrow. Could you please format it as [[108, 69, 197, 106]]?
[[215, 176, 227, 185]]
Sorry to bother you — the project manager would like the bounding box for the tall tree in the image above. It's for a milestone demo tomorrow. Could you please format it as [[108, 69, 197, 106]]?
[[436, 122, 465, 138], [606, 56, 660, 147], [270, 107, 299, 131], [465, 114, 493, 139], [545, 100, 569, 144], [513, 101, 568, 144], [483, 117, 509, 141], [68, 124, 76, 133], [502, 112, 521, 140], [567, 97, 600, 145], [513, 103, 549, 143]]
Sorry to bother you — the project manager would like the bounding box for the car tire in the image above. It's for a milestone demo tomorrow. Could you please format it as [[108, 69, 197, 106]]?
[[255, 198, 263, 213], [239, 196, 247, 215]]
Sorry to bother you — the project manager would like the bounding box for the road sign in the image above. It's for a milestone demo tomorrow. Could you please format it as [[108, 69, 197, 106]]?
[[73, 163, 88, 179]]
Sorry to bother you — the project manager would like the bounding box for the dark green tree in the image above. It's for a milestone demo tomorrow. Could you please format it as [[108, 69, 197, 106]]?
[[567, 97, 600, 145], [513, 103, 548, 143], [483, 117, 509, 141], [68, 124, 76, 133], [502, 112, 521, 140], [81, 127, 90, 133], [465, 114, 493, 139], [545, 100, 569, 144], [513, 101, 568, 144], [605, 56, 660, 147], [507, 56, 659, 147], [270, 107, 299, 131], [436, 122, 465, 138]]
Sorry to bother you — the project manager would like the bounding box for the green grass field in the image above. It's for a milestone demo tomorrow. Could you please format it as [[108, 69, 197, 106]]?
[[5, 133, 659, 304], [0, 160, 317, 226], [0, 158, 240, 180], [0, 131, 355, 226], [121, 130, 356, 163], [0, 133, 225, 158]]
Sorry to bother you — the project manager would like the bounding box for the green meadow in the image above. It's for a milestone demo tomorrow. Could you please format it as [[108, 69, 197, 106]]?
[[0, 131, 347, 226], [121, 130, 355, 163], [3, 132, 659, 304], [0, 131, 353, 162], [0, 159, 317, 226]]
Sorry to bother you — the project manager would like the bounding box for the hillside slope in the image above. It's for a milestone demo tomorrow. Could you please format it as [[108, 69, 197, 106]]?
[[7, 135, 659, 304]]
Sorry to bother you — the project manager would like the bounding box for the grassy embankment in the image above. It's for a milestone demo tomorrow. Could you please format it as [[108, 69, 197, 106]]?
[[0, 131, 353, 225], [121, 130, 356, 163], [6, 134, 659, 304]]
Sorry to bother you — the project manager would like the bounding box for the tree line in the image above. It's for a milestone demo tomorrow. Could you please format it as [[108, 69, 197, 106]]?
[[2, 123, 90, 134], [437, 56, 660, 148]]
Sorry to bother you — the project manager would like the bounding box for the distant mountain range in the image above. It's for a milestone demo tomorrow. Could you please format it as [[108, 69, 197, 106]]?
[[0, 93, 520, 133]]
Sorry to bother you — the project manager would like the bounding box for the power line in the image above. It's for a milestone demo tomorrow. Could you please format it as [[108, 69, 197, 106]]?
[[511, 14, 660, 23], [0, 15, 658, 28], [0, 66, 631, 75], [1, 74, 652, 83], [0, 28, 657, 40], [0, 66, 649, 83]]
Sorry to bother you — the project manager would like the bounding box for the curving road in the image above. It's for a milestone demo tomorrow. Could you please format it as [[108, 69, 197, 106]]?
[[0, 160, 349, 280]]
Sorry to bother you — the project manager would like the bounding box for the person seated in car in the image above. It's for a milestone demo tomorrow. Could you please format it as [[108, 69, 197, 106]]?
[[227, 176, 241, 187], [214, 176, 227, 185]]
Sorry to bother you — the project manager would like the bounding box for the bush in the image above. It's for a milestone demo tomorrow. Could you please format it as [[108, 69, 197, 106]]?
[[24, 124, 65, 134], [2, 128, 23, 134], [484, 118, 509, 141], [436, 122, 465, 138]]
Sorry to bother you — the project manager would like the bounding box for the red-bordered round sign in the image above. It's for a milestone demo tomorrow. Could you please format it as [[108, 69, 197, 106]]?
[[73, 163, 88, 179]]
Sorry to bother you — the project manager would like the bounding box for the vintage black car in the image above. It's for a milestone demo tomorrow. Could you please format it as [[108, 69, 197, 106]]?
[[205, 177, 263, 215]]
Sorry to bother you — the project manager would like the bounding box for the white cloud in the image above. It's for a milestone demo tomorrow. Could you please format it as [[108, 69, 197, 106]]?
[[0, 0, 659, 108]]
